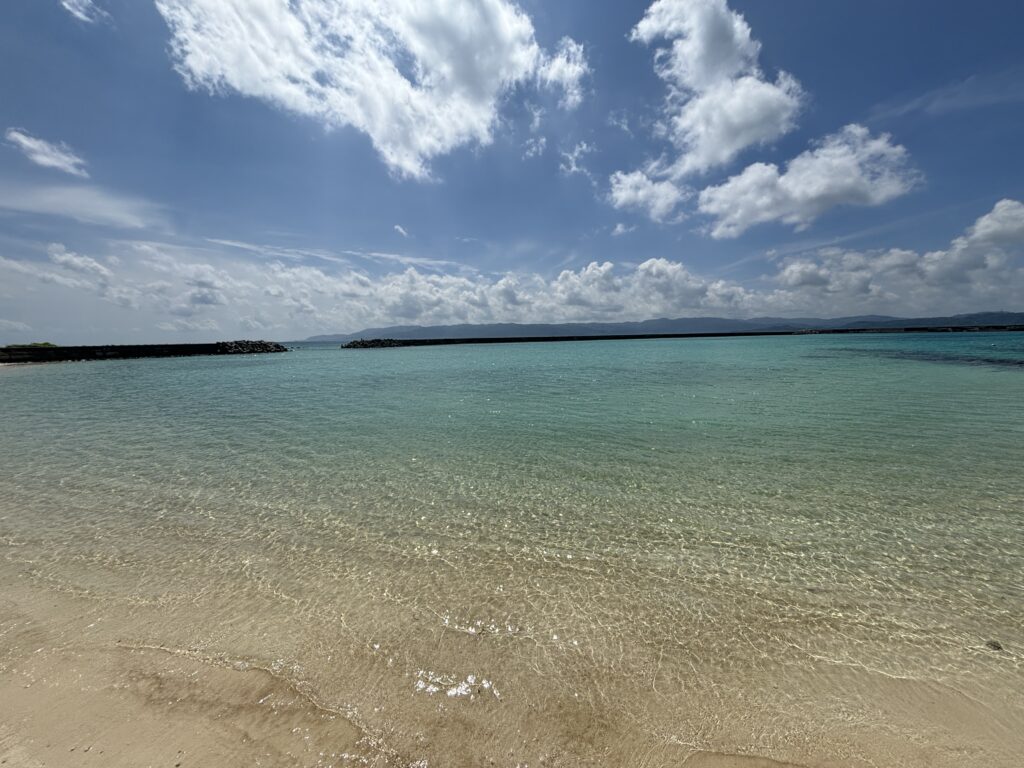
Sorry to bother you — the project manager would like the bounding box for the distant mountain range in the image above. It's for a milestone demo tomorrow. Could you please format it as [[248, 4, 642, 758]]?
[[304, 311, 1024, 342]]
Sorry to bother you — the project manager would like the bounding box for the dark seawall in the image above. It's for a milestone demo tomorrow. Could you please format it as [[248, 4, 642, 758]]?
[[341, 324, 1024, 348], [0, 340, 287, 364]]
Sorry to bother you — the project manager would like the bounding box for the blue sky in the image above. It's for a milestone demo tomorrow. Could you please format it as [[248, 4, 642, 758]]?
[[1, 0, 1023, 342]]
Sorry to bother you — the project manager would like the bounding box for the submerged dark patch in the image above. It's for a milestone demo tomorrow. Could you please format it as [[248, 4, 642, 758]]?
[[824, 348, 1024, 369]]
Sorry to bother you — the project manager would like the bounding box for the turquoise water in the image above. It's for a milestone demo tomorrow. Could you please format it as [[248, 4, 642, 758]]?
[[2, 332, 1023, 766]]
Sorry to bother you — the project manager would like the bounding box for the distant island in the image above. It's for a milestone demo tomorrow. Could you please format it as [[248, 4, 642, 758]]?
[[311, 311, 1024, 345]]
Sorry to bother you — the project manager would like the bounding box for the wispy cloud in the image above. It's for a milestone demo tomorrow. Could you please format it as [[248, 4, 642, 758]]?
[[207, 238, 351, 265], [871, 68, 1024, 121], [345, 250, 468, 271], [0, 318, 32, 333], [60, 0, 108, 23], [559, 141, 595, 181], [522, 136, 546, 159], [5, 128, 89, 177], [393, 224, 409, 238], [208, 237, 465, 272], [0, 182, 165, 229]]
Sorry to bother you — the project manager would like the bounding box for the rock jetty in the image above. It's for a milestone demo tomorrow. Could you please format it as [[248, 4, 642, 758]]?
[[0, 340, 287, 364], [341, 338, 406, 348]]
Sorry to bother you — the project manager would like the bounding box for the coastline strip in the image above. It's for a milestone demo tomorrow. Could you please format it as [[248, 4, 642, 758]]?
[[0, 340, 287, 364], [340, 323, 1024, 348]]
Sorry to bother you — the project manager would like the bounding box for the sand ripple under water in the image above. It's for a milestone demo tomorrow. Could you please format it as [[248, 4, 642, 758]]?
[[1, 334, 1022, 766]]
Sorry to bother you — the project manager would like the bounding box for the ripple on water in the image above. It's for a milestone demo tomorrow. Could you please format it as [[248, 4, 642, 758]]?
[[1, 335, 1022, 766]]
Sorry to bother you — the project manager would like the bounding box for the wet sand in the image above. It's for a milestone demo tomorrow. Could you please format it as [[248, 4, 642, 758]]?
[[0, 586, 385, 768], [2, 575, 1021, 768]]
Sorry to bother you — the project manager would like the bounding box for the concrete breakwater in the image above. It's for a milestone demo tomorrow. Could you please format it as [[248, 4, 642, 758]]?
[[0, 340, 287, 364], [340, 324, 1024, 348]]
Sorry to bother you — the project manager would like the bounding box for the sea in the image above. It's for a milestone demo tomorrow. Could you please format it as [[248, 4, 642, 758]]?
[[1, 331, 1022, 766]]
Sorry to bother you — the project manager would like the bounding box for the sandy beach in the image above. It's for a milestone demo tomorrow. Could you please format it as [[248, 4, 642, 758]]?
[[0, 582, 381, 768], [2, 562, 1020, 768], [0, 582, 813, 768], [2, 338, 1022, 767]]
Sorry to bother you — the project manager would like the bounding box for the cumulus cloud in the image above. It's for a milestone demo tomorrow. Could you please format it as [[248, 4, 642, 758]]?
[[1, 201, 1019, 340], [5, 128, 89, 177], [764, 199, 1024, 314], [608, 170, 687, 223], [609, 0, 803, 223], [919, 199, 1024, 285], [964, 198, 1024, 246], [698, 125, 919, 238], [60, 0, 108, 23], [663, 72, 802, 177], [154, 0, 589, 179], [630, 0, 803, 177]]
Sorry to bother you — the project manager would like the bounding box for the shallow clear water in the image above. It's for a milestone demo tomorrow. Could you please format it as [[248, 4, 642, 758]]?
[[2, 332, 1023, 766]]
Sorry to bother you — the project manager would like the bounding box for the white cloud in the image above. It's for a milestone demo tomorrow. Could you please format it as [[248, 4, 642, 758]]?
[[611, 223, 635, 236], [919, 199, 1024, 285], [0, 182, 165, 229], [763, 199, 1024, 314], [393, 224, 409, 238], [629, 0, 803, 177], [0, 255, 93, 291], [664, 72, 802, 176], [871, 68, 1024, 121], [698, 125, 919, 238], [559, 141, 595, 179], [608, 170, 687, 223], [0, 244, 142, 308], [0, 241, 749, 339], [2, 201, 1020, 341], [522, 135, 546, 159], [964, 198, 1024, 246], [154, 0, 589, 179], [158, 317, 220, 332], [631, 0, 759, 89], [537, 37, 590, 110], [60, 0, 108, 23], [607, 110, 632, 135], [208, 237, 464, 271], [5, 128, 89, 177], [47, 243, 112, 279], [0, 318, 32, 333]]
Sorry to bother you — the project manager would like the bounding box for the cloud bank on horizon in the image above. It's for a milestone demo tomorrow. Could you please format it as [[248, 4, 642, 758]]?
[[0, 0, 1022, 342]]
